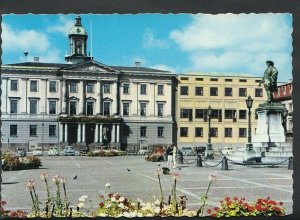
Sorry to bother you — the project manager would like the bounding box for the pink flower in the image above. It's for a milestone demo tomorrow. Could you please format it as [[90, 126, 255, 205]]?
[[154, 168, 161, 175], [40, 172, 49, 180], [208, 174, 217, 182], [52, 175, 61, 184], [171, 173, 180, 180], [59, 176, 66, 184], [27, 179, 35, 190]]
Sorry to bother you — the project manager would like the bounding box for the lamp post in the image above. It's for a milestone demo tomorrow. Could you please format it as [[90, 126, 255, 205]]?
[[245, 95, 254, 151], [205, 105, 214, 159]]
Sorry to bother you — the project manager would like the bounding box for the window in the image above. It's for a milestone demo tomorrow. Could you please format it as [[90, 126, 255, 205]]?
[[239, 128, 247, 137], [10, 125, 17, 136], [196, 78, 203, 81], [157, 103, 164, 117], [180, 109, 193, 121], [30, 125, 37, 136], [123, 84, 129, 94], [195, 127, 203, 137], [239, 79, 247, 82], [49, 81, 57, 92], [49, 125, 56, 136], [210, 78, 218, 82], [123, 103, 130, 116], [180, 127, 188, 137], [180, 86, 189, 95], [30, 81, 38, 92], [255, 113, 258, 120], [158, 85, 164, 95], [255, 80, 261, 83], [195, 87, 203, 96], [140, 84, 147, 94], [70, 101, 77, 115], [158, 127, 164, 137], [11, 80, 18, 91], [210, 87, 218, 96], [195, 109, 207, 119], [140, 103, 147, 116], [140, 126, 147, 137], [30, 99, 38, 114], [225, 88, 232, 96], [239, 110, 247, 119], [103, 83, 111, 93], [225, 128, 232, 137], [70, 82, 77, 93], [211, 109, 222, 121], [86, 82, 94, 93], [180, 77, 189, 80], [210, 128, 218, 137], [225, 109, 236, 119], [10, 100, 18, 114], [225, 79, 233, 82], [49, 101, 56, 115], [239, 88, 247, 97], [86, 102, 94, 115], [103, 102, 111, 116], [255, 88, 263, 97]]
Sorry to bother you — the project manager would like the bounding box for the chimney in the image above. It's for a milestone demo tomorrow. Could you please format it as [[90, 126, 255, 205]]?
[[135, 61, 141, 67], [34, 57, 40, 62], [24, 52, 29, 62]]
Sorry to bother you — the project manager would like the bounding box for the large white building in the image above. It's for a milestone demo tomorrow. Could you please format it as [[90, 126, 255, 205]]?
[[1, 16, 176, 151]]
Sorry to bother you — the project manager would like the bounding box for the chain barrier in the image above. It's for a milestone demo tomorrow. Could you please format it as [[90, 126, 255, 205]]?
[[202, 158, 223, 167], [227, 157, 290, 167], [182, 157, 197, 165]]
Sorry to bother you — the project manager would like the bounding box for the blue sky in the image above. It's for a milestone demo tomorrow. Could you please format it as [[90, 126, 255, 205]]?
[[2, 13, 293, 81]]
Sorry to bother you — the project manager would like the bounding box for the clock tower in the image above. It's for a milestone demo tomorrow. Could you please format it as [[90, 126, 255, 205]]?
[[65, 15, 92, 63]]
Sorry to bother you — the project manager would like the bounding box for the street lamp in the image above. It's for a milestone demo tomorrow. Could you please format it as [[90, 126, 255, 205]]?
[[205, 105, 214, 159], [245, 95, 253, 151]]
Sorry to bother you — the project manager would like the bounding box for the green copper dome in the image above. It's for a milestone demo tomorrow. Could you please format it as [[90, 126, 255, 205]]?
[[69, 15, 87, 36]]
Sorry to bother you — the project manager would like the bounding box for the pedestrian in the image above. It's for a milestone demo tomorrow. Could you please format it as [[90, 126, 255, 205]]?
[[166, 145, 173, 168], [172, 145, 177, 168]]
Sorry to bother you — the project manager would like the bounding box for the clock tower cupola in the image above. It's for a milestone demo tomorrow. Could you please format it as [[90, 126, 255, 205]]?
[[65, 15, 92, 63]]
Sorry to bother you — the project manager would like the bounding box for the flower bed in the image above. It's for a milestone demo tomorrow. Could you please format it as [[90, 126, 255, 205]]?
[[145, 145, 165, 162], [2, 155, 42, 171], [87, 150, 125, 157]]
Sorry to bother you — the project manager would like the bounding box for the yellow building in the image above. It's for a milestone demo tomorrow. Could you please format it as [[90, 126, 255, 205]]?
[[176, 72, 268, 150]]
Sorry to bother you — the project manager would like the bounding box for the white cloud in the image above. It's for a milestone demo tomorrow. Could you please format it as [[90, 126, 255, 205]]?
[[47, 15, 74, 36], [2, 22, 51, 53], [143, 28, 168, 49], [170, 13, 292, 80], [149, 64, 177, 73]]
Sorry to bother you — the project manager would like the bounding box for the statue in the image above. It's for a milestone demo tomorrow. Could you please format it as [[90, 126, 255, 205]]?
[[258, 61, 278, 103]]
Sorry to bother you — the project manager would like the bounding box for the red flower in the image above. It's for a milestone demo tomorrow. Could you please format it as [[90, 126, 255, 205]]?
[[226, 201, 232, 206], [225, 197, 231, 201], [213, 207, 219, 211], [207, 209, 212, 214], [247, 206, 254, 212], [233, 197, 238, 201], [108, 193, 113, 198], [279, 201, 283, 206], [210, 213, 217, 217], [99, 202, 104, 207]]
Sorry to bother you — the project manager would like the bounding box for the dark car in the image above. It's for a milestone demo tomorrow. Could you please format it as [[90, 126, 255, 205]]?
[[80, 146, 90, 155], [194, 146, 206, 156]]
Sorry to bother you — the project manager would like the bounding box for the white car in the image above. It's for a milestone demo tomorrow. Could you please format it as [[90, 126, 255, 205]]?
[[221, 147, 234, 155], [48, 146, 59, 156], [32, 147, 43, 156]]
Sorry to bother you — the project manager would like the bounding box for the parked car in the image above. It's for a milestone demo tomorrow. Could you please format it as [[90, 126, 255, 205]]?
[[80, 146, 90, 155], [180, 147, 194, 156], [48, 146, 59, 156], [17, 149, 27, 157], [221, 147, 235, 155], [63, 146, 75, 156], [32, 147, 43, 156]]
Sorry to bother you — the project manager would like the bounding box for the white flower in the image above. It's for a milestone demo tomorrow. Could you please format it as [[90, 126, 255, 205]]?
[[154, 207, 160, 214], [209, 174, 217, 181], [118, 203, 125, 209], [137, 198, 142, 203], [77, 202, 84, 208], [78, 195, 88, 202], [154, 199, 160, 205], [146, 213, 153, 217], [52, 175, 61, 184], [111, 197, 116, 202], [40, 172, 48, 180], [105, 183, 111, 188], [137, 212, 143, 217], [105, 203, 111, 208], [119, 196, 125, 202]]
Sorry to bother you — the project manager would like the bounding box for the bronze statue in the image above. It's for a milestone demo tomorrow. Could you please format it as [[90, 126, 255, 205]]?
[[258, 61, 278, 102]]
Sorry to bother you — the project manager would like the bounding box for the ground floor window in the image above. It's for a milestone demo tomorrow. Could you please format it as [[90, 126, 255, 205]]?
[[225, 128, 232, 137], [30, 125, 37, 136], [158, 126, 164, 137], [210, 127, 218, 137], [180, 127, 188, 137], [195, 127, 203, 137], [49, 125, 56, 136], [10, 125, 17, 136], [140, 126, 147, 137], [239, 128, 247, 137]]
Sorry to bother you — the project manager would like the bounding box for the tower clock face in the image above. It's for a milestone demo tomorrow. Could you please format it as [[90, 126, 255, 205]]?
[[76, 40, 81, 46], [77, 28, 81, 33]]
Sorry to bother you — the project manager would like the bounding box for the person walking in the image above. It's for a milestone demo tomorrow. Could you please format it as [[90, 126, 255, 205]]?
[[172, 145, 177, 168], [166, 145, 173, 168]]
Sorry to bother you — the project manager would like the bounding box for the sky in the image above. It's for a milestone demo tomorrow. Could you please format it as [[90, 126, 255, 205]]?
[[1, 13, 293, 81]]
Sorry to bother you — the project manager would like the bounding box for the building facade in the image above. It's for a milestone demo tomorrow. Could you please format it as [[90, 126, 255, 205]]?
[[1, 16, 176, 151], [176, 73, 268, 150]]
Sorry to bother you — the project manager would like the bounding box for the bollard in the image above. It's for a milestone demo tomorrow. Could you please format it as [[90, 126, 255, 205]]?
[[162, 167, 170, 175], [178, 151, 183, 164], [288, 157, 293, 170], [221, 156, 228, 170], [196, 154, 203, 167]]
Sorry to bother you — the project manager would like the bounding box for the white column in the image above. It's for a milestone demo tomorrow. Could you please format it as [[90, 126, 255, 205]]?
[[116, 124, 120, 143], [99, 124, 103, 143], [62, 80, 66, 113], [82, 123, 86, 143], [77, 123, 81, 143], [59, 123, 64, 142], [64, 123, 68, 143], [94, 124, 99, 143], [111, 124, 115, 143]]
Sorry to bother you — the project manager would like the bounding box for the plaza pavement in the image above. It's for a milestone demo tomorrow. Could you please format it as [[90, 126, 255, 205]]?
[[1, 155, 293, 215]]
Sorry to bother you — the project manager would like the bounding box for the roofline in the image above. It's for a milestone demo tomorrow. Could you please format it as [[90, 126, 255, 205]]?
[[178, 72, 261, 78]]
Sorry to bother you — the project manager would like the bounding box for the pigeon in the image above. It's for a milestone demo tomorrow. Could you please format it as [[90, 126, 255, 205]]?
[[127, 168, 131, 172], [178, 167, 182, 170], [73, 175, 77, 180], [158, 164, 161, 166]]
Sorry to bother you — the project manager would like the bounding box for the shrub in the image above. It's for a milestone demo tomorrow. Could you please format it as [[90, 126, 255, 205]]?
[[2, 155, 41, 171]]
